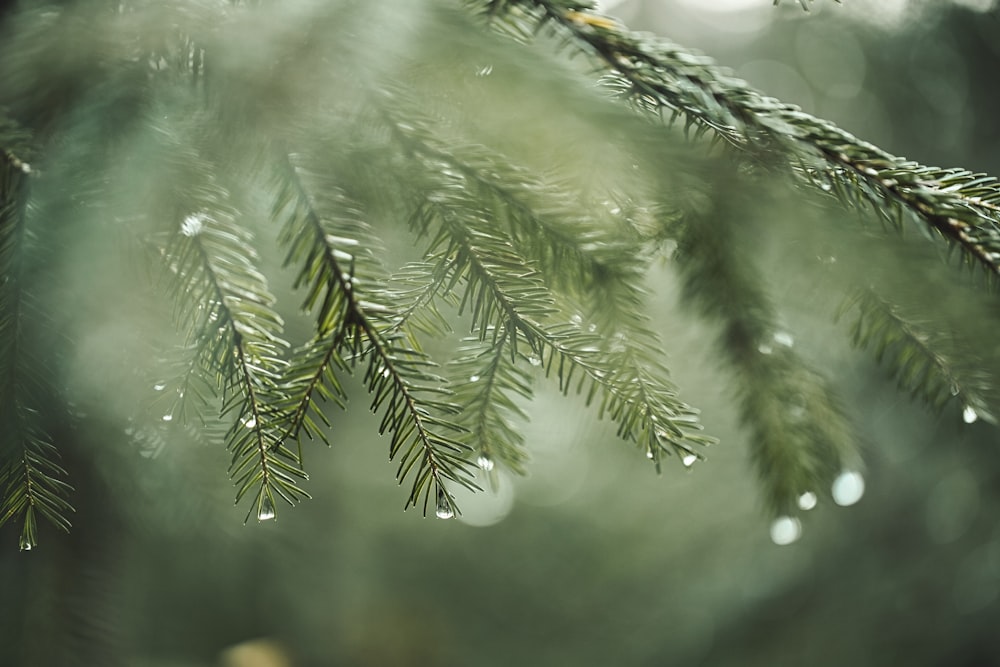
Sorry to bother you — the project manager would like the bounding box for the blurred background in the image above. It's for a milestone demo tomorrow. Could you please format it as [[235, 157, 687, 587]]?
[[3, 0, 1000, 665]]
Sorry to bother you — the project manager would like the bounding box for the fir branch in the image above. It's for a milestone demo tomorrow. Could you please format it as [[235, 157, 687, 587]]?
[[386, 98, 713, 466], [383, 103, 634, 302], [479, 0, 1000, 283], [163, 190, 305, 522], [449, 330, 532, 476], [274, 154, 478, 515], [839, 287, 996, 424], [412, 177, 711, 466], [673, 186, 858, 516], [0, 127, 73, 549]]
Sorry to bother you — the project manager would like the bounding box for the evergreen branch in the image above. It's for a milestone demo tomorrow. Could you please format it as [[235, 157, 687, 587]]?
[[839, 287, 996, 424], [0, 428, 75, 551], [673, 187, 858, 516], [413, 181, 711, 466], [164, 199, 306, 522], [383, 103, 634, 302], [449, 330, 532, 476], [480, 1, 1000, 283], [275, 155, 478, 515], [0, 126, 73, 549]]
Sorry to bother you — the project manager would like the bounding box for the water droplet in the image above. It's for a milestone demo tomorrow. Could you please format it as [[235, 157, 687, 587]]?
[[587, 323, 597, 333], [757, 343, 773, 355], [798, 491, 818, 511], [19, 536, 33, 551], [963, 405, 979, 424], [819, 182, 832, 192], [161, 414, 173, 422], [772, 331, 794, 348], [242, 416, 257, 429], [769, 516, 802, 545], [153, 383, 166, 391], [435, 490, 455, 520], [528, 355, 542, 367], [831, 470, 865, 506], [381, 367, 390, 379], [570, 314, 583, 326], [257, 495, 275, 521], [476, 64, 493, 77], [477, 455, 495, 471], [180, 213, 204, 237], [681, 453, 698, 467], [646, 449, 655, 459], [469, 375, 480, 383]]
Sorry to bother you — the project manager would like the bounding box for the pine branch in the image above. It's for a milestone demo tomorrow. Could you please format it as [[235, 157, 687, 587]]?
[[0, 123, 73, 550], [273, 154, 478, 516], [410, 171, 712, 467], [449, 330, 532, 476], [479, 1, 1000, 284], [382, 101, 634, 302], [673, 183, 858, 516], [162, 176, 306, 522], [839, 287, 996, 424]]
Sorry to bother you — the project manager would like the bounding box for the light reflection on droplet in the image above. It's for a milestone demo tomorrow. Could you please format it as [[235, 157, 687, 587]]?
[[757, 343, 773, 355], [435, 505, 455, 520], [832, 470, 865, 506], [797, 491, 818, 511], [469, 375, 480, 383], [242, 416, 257, 429], [477, 455, 495, 472], [682, 453, 697, 467], [963, 405, 979, 424], [528, 355, 542, 367], [769, 516, 802, 546], [257, 496, 275, 521], [162, 414, 173, 422], [153, 383, 166, 391], [646, 449, 655, 459], [772, 331, 794, 348], [181, 213, 204, 237]]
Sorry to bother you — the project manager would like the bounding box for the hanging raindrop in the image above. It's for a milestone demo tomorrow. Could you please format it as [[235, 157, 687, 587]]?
[[477, 455, 495, 472], [681, 453, 698, 467], [180, 213, 204, 237], [831, 470, 865, 507], [797, 491, 818, 511], [19, 537, 32, 551], [646, 449, 655, 459], [257, 495, 276, 521], [161, 414, 173, 422], [772, 331, 794, 348], [435, 490, 455, 520], [242, 416, 257, 429], [769, 516, 802, 545], [528, 355, 542, 367], [963, 405, 979, 424], [469, 375, 480, 383]]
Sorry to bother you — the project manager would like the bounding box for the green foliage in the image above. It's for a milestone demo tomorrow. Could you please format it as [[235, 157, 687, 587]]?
[[1, 0, 998, 549]]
